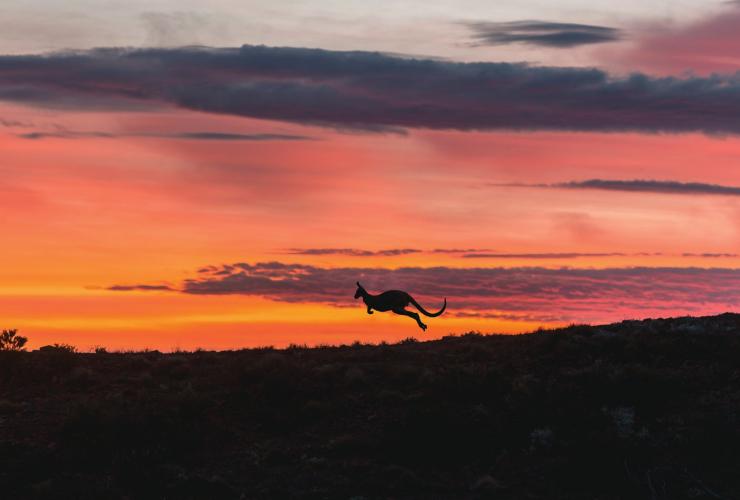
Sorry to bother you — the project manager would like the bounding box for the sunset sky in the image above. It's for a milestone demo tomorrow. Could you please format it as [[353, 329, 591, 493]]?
[[2, 0, 740, 350]]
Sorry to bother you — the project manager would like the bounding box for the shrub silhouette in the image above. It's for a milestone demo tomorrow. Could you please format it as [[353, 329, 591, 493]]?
[[0, 329, 27, 351], [39, 343, 77, 353]]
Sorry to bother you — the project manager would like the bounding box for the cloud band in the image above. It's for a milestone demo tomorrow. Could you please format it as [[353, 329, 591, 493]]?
[[4, 46, 740, 134], [107, 262, 740, 322]]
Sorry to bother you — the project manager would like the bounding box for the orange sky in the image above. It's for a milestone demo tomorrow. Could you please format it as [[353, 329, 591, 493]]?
[[1, 100, 739, 350], [5, 3, 740, 351]]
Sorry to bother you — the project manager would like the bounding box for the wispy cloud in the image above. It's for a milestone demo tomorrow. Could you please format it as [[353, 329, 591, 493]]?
[[17, 130, 314, 141], [431, 248, 491, 254], [4, 45, 740, 134], [465, 20, 622, 48], [682, 253, 738, 258], [283, 248, 731, 260], [106, 284, 173, 292], [284, 248, 422, 257], [451, 311, 567, 322], [283, 248, 495, 257], [1, 118, 33, 128], [462, 252, 626, 259], [495, 179, 740, 196], [106, 262, 740, 323]]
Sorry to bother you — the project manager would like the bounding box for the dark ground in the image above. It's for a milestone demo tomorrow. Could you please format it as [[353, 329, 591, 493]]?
[[1, 314, 740, 499]]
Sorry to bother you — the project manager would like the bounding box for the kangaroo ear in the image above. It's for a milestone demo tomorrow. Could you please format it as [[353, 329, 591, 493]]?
[[356, 281, 361, 287]]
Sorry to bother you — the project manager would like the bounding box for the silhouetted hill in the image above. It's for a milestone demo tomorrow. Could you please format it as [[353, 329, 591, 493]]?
[[2, 314, 740, 499]]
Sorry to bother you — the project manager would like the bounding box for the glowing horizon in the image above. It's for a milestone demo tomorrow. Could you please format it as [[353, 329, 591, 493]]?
[[2, 2, 740, 350]]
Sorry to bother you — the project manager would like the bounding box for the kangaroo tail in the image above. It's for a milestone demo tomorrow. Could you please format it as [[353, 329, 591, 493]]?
[[409, 296, 447, 317]]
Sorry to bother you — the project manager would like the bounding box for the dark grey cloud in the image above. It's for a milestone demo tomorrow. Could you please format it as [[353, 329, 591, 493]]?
[[557, 179, 740, 196], [285, 248, 422, 257], [682, 253, 739, 258], [106, 284, 173, 292], [106, 261, 740, 323], [432, 248, 492, 253], [17, 130, 314, 141], [174, 132, 312, 141], [494, 179, 740, 196], [19, 131, 114, 139], [4, 45, 740, 134], [466, 20, 622, 48]]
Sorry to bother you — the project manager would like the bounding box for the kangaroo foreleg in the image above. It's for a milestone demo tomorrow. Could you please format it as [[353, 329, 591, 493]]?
[[367, 306, 374, 314]]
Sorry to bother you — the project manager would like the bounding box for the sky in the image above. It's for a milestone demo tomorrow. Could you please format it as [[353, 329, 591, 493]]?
[[1, 0, 740, 350]]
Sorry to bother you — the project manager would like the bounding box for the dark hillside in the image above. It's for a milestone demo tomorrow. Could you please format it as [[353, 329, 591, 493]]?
[[1, 314, 740, 499]]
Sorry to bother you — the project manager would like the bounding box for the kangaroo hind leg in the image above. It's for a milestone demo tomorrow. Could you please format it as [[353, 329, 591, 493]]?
[[393, 308, 427, 331]]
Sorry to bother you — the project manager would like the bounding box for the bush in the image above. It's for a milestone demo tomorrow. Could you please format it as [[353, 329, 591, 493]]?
[[39, 343, 77, 353], [0, 329, 27, 351]]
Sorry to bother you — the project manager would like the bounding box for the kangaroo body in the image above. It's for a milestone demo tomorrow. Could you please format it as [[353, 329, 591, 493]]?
[[354, 282, 446, 331]]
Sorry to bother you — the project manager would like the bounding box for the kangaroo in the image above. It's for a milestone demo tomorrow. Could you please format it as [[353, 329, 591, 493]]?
[[354, 282, 447, 331]]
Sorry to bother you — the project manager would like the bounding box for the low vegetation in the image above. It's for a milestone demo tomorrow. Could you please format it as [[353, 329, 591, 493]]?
[[1, 314, 739, 499]]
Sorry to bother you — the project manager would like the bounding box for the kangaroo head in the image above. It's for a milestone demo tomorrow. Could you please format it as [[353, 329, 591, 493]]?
[[354, 281, 365, 299]]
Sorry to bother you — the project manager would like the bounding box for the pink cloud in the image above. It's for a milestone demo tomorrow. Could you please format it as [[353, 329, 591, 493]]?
[[605, 4, 740, 75], [108, 262, 740, 324]]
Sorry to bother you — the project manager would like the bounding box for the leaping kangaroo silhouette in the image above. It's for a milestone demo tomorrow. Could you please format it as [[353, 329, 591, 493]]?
[[354, 282, 447, 330]]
